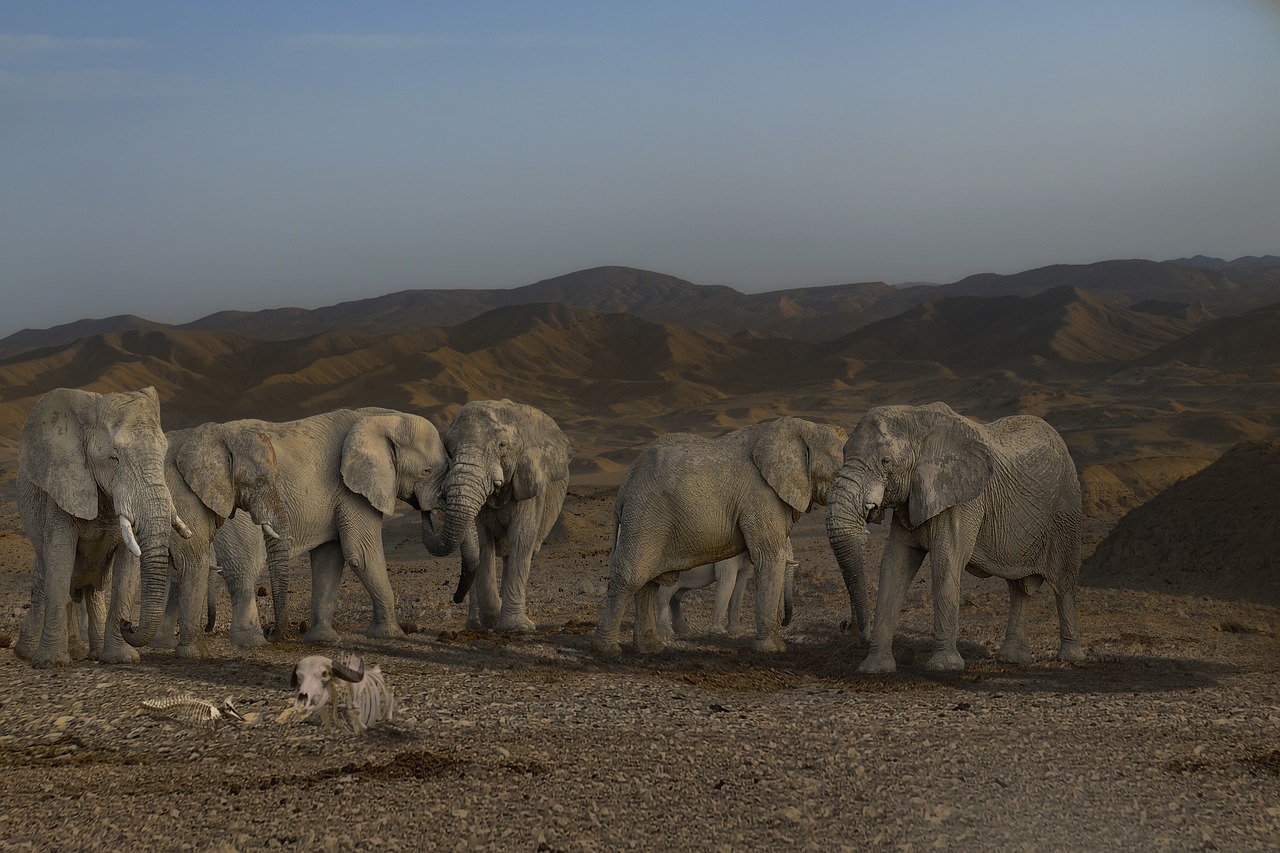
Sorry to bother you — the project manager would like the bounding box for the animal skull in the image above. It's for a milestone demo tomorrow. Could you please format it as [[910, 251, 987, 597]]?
[[290, 654, 365, 718]]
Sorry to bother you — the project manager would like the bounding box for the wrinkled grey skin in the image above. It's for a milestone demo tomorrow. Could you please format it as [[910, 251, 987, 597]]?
[[14, 387, 183, 667], [657, 540, 798, 638], [827, 402, 1084, 673], [207, 408, 448, 645], [421, 399, 570, 633], [140, 421, 292, 657], [594, 417, 848, 656]]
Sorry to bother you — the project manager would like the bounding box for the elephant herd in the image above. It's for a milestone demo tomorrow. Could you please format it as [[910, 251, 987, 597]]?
[[13, 387, 1086, 674]]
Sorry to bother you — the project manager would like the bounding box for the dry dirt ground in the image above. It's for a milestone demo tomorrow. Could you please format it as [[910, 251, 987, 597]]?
[[0, 480, 1277, 852]]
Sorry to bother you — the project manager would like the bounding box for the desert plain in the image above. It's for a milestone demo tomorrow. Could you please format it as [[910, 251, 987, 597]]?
[[0, 260, 1277, 851]]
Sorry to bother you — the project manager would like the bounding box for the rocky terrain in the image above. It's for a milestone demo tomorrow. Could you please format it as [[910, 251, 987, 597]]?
[[0, 260, 1277, 851]]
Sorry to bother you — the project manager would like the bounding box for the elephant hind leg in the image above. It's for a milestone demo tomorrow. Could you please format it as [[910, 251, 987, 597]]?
[[632, 581, 666, 654], [996, 579, 1034, 664], [1053, 582, 1085, 662]]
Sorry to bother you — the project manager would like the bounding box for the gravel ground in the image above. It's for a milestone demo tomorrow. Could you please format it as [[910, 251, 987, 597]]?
[[0, 487, 1277, 852]]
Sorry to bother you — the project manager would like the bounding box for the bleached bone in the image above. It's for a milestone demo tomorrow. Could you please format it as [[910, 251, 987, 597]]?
[[142, 694, 247, 729], [286, 654, 394, 734]]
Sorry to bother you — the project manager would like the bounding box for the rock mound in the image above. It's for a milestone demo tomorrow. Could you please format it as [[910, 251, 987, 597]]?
[[1081, 440, 1280, 604]]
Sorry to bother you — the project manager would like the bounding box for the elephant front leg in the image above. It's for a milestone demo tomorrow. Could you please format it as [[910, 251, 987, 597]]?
[[466, 535, 502, 631], [923, 521, 981, 673], [171, 546, 213, 659], [996, 579, 1034, 663], [494, 534, 538, 633], [31, 532, 77, 668], [858, 535, 926, 674], [750, 551, 787, 653], [305, 542, 344, 644], [346, 541, 404, 640]]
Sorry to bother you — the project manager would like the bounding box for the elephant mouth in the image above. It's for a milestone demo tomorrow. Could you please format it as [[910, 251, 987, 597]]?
[[865, 505, 886, 525]]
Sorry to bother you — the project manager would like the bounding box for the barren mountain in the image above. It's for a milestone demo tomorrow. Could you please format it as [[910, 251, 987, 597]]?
[[821, 286, 1194, 372], [1137, 302, 1280, 369], [942, 258, 1279, 312], [13, 258, 1277, 355], [1081, 439, 1280, 604]]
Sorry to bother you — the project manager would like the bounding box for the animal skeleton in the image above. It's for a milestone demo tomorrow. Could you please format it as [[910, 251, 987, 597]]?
[[282, 654, 394, 734], [141, 694, 248, 729]]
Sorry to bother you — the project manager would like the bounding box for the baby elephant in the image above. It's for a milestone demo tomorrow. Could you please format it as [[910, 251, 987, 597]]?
[[657, 541, 798, 638]]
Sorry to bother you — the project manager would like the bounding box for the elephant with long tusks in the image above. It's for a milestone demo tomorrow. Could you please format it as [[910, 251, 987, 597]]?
[[15, 387, 188, 667]]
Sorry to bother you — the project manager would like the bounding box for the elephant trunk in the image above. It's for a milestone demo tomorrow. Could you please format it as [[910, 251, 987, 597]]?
[[452, 520, 483, 604], [826, 471, 872, 641], [120, 489, 179, 648], [265, 525, 294, 638], [424, 455, 489, 557]]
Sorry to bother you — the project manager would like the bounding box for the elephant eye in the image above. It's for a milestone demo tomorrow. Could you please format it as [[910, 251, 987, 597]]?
[[498, 441, 508, 450], [880, 456, 893, 468]]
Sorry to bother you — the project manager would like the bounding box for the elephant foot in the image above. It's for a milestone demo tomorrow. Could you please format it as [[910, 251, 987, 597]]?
[[149, 633, 179, 651], [673, 620, 694, 636], [13, 633, 37, 662], [924, 648, 966, 672], [233, 626, 270, 648], [69, 640, 91, 661], [263, 624, 293, 643], [634, 633, 667, 655], [1056, 641, 1086, 663], [494, 613, 536, 634], [367, 621, 406, 640], [706, 623, 727, 636], [752, 635, 787, 654], [98, 643, 141, 664], [996, 640, 1033, 664], [840, 620, 872, 645], [174, 642, 206, 660], [31, 650, 72, 668], [592, 637, 622, 658], [857, 650, 897, 674], [303, 624, 342, 645], [656, 625, 675, 640], [465, 611, 501, 632]]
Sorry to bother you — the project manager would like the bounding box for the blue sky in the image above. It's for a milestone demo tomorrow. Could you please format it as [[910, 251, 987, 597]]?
[[2, 1, 1278, 334]]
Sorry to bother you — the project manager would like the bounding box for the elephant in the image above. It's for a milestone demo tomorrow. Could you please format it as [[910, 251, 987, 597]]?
[[420, 399, 571, 633], [201, 408, 448, 645], [657, 539, 798, 638], [14, 387, 187, 667], [825, 402, 1084, 673], [133, 421, 292, 657], [593, 416, 849, 656]]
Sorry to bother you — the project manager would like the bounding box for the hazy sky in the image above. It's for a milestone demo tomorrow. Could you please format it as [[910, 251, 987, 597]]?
[[3, 1, 1278, 335]]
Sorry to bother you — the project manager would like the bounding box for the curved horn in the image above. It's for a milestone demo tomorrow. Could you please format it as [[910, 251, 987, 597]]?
[[330, 658, 365, 682]]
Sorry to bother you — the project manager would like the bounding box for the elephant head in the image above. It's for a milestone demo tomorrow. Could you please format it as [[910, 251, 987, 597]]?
[[826, 402, 994, 639], [19, 387, 184, 648], [423, 400, 570, 602], [749, 416, 849, 516], [141, 421, 293, 642], [340, 410, 449, 519]]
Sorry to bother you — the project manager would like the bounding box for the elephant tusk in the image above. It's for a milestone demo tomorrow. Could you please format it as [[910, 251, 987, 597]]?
[[173, 515, 193, 539], [119, 515, 143, 557], [261, 523, 281, 541]]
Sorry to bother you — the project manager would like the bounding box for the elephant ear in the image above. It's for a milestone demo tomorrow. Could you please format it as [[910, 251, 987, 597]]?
[[174, 423, 236, 520], [908, 409, 994, 527], [751, 418, 811, 515], [19, 388, 99, 520], [340, 414, 399, 517], [511, 428, 570, 502]]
